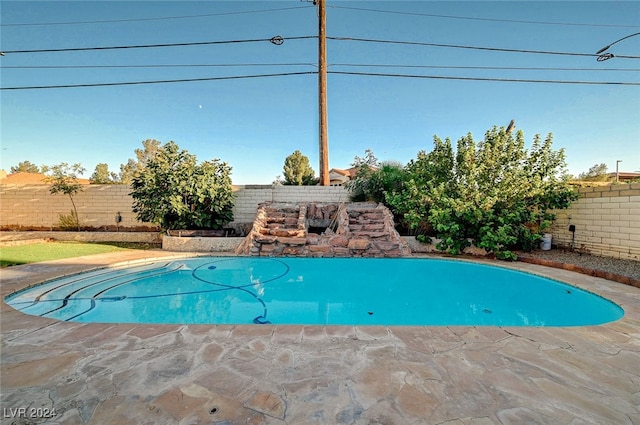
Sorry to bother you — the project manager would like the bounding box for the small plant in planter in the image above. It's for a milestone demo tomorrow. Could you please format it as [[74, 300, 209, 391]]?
[[130, 141, 234, 232]]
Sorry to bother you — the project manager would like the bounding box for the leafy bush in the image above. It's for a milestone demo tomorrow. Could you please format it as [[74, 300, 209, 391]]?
[[385, 138, 454, 236], [387, 126, 577, 259], [347, 160, 406, 203], [347, 153, 419, 233], [130, 142, 234, 230]]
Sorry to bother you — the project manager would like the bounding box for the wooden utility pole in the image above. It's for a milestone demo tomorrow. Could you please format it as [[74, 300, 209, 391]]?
[[316, 0, 329, 186]]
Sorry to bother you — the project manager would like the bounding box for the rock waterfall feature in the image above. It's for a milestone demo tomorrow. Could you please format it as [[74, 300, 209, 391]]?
[[236, 202, 410, 257]]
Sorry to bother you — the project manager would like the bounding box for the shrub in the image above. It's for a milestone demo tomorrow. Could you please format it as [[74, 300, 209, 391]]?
[[388, 126, 578, 259], [347, 160, 406, 203], [347, 153, 417, 233], [57, 210, 80, 230], [130, 142, 234, 230]]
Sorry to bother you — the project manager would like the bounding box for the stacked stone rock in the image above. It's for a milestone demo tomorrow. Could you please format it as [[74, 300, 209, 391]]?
[[236, 202, 410, 257]]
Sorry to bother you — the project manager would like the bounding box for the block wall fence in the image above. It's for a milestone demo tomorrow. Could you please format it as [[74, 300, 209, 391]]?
[[1, 183, 638, 260], [0, 184, 348, 231], [549, 183, 640, 261]]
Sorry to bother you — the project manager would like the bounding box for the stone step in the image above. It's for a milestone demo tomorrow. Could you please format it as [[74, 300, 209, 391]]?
[[266, 212, 298, 219], [267, 223, 283, 229], [359, 215, 385, 222], [269, 229, 305, 238], [347, 210, 381, 218], [351, 231, 389, 239], [266, 217, 286, 223], [265, 207, 299, 214], [348, 223, 386, 231]]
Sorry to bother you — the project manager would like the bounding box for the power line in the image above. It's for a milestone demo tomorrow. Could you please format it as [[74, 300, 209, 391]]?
[[330, 5, 640, 29], [0, 5, 314, 27], [3, 70, 637, 90], [3, 3, 634, 30], [3, 63, 637, 73], [1, 36, 316, 54], [330, 63, 640, 72], [328, 70, 640, 86], [1, 63, 316, 69], [328, 36, 640, 60], [0, 72, 316, 90], [6, 34, 637, 60]]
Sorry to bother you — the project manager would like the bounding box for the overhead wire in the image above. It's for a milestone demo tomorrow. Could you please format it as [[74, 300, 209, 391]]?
[[3, 4, 634, 29], [329, 5, 640, 29], [327, 36, 640, 60], [1, 36, 317, 54], [0, 71, 317, 90], [5, 35, 638, 60], [1, 63, 316, 69], [328, 70, 640, 86], [2, 63, 637, 73], [330, 64, 640, 72], [0, 5, 314, 27], [3, 70, 637, 90]]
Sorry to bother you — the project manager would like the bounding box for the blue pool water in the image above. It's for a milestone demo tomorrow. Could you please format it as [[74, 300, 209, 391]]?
[[5, 257, 623, 326]]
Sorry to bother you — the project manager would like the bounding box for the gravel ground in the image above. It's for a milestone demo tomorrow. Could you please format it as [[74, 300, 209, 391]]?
[[518, 249, 640, 281]]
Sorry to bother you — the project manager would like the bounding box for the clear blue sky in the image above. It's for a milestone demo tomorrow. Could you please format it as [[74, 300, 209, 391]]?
[[1, 1, 639, 184]]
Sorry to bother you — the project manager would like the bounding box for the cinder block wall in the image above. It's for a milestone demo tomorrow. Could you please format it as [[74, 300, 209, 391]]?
[[232, 185, 348, 222], [2, 182, 637, 261], [273, 185, 348, 203], [0, 184, 149, 230], [231, 185, 273, 224], [549, 183, 640, 260], [0, 184, 348, 230]]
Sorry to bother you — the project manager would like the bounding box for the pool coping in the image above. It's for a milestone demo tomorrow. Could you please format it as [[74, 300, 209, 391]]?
[[1, 250, 639, 424]]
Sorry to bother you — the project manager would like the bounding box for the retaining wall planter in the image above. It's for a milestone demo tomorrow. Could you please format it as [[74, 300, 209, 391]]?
[[162, 235, 244, 252], [401, 236, 488, 256], [0, 231, 161, 244], [167, 229, 228, 237]]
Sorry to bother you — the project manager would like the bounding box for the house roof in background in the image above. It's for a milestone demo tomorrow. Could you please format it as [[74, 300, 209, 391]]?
[[606, 172, 640, 181], [330, 167, 358, 178]]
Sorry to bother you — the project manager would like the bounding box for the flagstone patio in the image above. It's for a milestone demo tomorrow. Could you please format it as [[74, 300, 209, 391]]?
[[1, 251, 639, 424]]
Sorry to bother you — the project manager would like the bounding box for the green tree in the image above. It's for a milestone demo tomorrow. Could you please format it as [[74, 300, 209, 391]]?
[[577, 163, 608, 181], [283, 150, 316, 185], [46, 163, 87, 231], [10, 160, 42, 174], [387, 126, 577, 260], [90, 163, 120, 184], [119, 139, 162, 185], [130, 141, 234, 230]]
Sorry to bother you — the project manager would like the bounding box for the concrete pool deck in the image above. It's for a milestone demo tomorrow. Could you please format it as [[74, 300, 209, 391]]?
[[1, 250, 639, 424]]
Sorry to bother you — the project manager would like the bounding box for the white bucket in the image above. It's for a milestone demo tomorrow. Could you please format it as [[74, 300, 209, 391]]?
[[540, 233, 552, 251]]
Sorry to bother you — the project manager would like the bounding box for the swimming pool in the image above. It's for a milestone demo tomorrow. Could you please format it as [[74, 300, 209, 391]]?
[[5, 257, 623, 326]]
